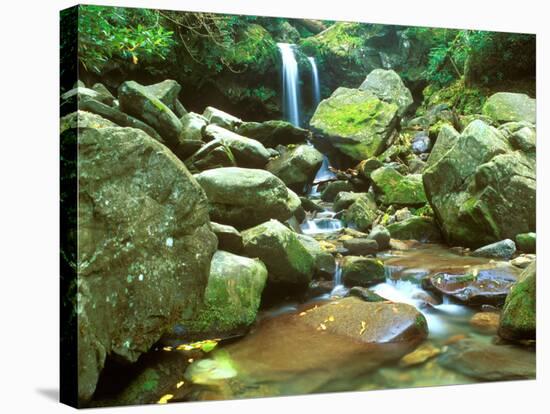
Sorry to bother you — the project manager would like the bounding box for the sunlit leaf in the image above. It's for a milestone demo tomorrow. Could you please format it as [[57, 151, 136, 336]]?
[[157, 394, 174, 404]]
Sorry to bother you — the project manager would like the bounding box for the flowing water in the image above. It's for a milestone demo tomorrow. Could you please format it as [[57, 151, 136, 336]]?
[[308, 56, 321, 107], [278, 43, 301, 126]]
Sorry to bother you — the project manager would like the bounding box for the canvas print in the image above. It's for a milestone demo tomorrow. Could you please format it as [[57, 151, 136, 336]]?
[[60, 4, 536, 408]]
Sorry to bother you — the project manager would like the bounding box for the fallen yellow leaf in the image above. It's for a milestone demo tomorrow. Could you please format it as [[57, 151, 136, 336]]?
[[328, 315, 335, 322], [299, 311, 307, 316], [359, 321, 367, 335], [176, 381, 184, 389], [157, 394, 174, 404]]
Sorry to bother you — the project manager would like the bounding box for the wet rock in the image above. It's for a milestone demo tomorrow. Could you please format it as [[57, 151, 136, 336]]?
[[423, 120, 535, 247], [342, 256, 385, 287], [427, 266, 519, 306], [310, 87, 399, 162], [438, 338, 535, 380], [77, 124, 217, 402], [426, 124, 460, 168], [344, 197, 378, 232], [482, 92, 536, 124], [296, 234, 336, 279], [195, 167, 300, 229], [411, 131, 431, 154], [471, 239, 516, 260], [202, 106, 242, 130], [333, 191, 375, 212], [118, 80, 183, 146], [387, 216, 442, 243], [300, 197, 324, 212], [321, 180, 354, 202], [470, 312, 500, 334], [399, 343, 441, 367], [357, 157, 383, 180], [515, 232, 536, 253], [266, 144, 324, 192], [358, 69, 413, 117], [371, 166, 427, 206], [511, 255, 535, 269], [202, 124, 270, 168], [348, 286, 386, 302], [211, 222, 243, 254], [242, 219, 315, 288], [236, 120, 312, 148], [343, 238, 379, 255], [499, 261, 536, 341], [367, 225, 391, 250], [180, 251, 268, 339]]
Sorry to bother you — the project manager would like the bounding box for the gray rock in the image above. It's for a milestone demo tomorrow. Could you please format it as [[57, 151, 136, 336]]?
[[426, 124, 460, 168], [266, 144, 324, 192], [143, 79, 185, 117], [471, 239, 516, 260], [236, 120, 311, 148], [321, 180, 354, 202], [343, 238, 379, 255], [359, 69, 413, 116], [202, 106, 242, 130], [368, 225, 391, 250], [342, 256, 386, 287], [482, 92, 536, 124], [333, 191, 374, 212], [186, 140, 236, 172], [211, 222, 243, 254], [296, 234, 336, 279]]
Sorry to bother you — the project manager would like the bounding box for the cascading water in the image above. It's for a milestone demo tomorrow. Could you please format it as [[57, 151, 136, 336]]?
[[307, 57, 321, 108], [330, 262, 348, 297], [277, 43, 301, 126]]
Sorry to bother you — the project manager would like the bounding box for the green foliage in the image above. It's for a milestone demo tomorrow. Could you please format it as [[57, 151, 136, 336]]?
[[78, 5, 174, 73]]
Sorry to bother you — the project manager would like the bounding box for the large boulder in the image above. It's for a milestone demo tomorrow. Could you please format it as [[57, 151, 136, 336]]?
[[241, 220, 315, 288], [118, 81, 183, 146], [202, 124, 270, 168], [425, 124, 460, 168], [185, 140, 236, 172], [471, 239, 516, 260], [515, 232, 536, 253], [386, 216, 442, 243], [342, 256, 385, 287], [371, 166, 427, 206], [333, 191, 374, 212], [143, 79, 186, 117], [202, 106, 242, 130], [266, 144, 324, 192], [344, 197, 378, 232], [482, 92, 536, 124], [236, 120, 312, 147], [296, 234, 336, 279], [321, 180, 354, 202], [499, 261, 536, 341], [194, 167, 301, 229], [172, 112, 208, 159], [310, 87, 399, 162], [359, 69, 413, 117], [181, 251, 268, 339], [77, 124, 217, 402], [423, 120, 535, 247]]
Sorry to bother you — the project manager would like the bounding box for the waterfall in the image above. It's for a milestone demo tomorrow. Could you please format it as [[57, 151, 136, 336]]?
[[307, 57, 321, 108], [330, 262, 347, 297], [277, 43, 301, 126]]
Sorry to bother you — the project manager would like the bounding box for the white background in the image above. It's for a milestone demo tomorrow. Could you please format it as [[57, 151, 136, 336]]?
[[0, 0, 547, 412]]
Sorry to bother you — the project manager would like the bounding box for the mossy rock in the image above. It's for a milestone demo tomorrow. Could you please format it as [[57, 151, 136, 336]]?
[[342, 256, 386, 287], [321, 180, 354, 202], [482, 92, 536, 124], [371, 166, 427, 206], [515, 232, 536, 253], [386, 216, 442, 243], [344, 197, 378, 232], [498, 261, 536, 341], [310, 87, 399, 162], [359, 69, 413, 116]]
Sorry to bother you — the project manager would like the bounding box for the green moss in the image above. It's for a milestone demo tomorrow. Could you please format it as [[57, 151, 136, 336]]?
[[319, 100, 387, 136], [421, 78, 488, 116], [227, 24, 278, 72]]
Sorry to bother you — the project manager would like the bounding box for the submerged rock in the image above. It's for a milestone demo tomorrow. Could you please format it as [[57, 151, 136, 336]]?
[[471, 239, 516, 260], [359, 69, 413, 117], [236, 120, 312, 147], [470, 311, 500, 334], [181, 251, 268, 339], [77, 124, 217, 402], [499, 261, 536, 341], [266, 144, 324, 192], [386, 216, 441, 243], [242, 219, 315, 288], [423, 120, 535, 248], [342, 256, 385, 287], [482, 92, 536, 124], [438, 338, 535, 380], [310, 87, 399, 162], [118, 80, 183, 146], [202, 124, 270, 168], [195, 167, 300, 229], [371, 167, 427, 206]]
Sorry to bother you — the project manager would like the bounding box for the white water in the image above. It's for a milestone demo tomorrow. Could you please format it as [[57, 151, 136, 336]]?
[[330, 262, 348, 297], [301, 218, 343, 235], [308, 156, 337, 196], [307, 56, 321, 108], [278, 43, 301, 126]]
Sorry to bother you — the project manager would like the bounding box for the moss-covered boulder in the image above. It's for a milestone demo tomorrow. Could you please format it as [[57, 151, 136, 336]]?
[[368, 225, 391, 250], [296, 234, 336, 279], [241, 220, 315, 288], [344, 197, 378, 232], [118, 80, 183, 146], [515, 232, 536, 253], [143, 79, 186, 117], [266, 144, 324, 192], [359, 69, 413, 116], [182, 251, 267, 339], [194, 167, 300, 229], [423, 120, 535, 247], [498, 261, 536, 341], [342, 256, 386, 287], [333, 191, 375, 212], [371, 166, 427, 206], [386, 216, 442, 242], [482, 92, 536, 124], [310, 87, 399, 163], [426, 124, 460, 168], [357, 157, 384, 180], [202, 124, 270, 168], [320, 180, 354, 202], [499, 122, 536, 153], [236, 120, 312, 148], [77, 124, 217, 402]]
